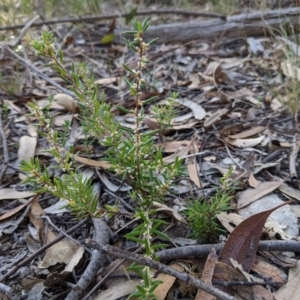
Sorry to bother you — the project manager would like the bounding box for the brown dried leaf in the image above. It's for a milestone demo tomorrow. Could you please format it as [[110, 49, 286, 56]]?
[[177, 99, 206, 120], [248, 172, 260, 188], [154, 263, 184, 300], [0, 189, 35, 200], [54, 114, 73, 127], [156, 140, 192, 153], [224, 135, 264, 148], [289, 139, 300, 178], [220, 123, 244, 136], [195, 247, 217, 300], [18, 136, 37, 162], [218, 201, 291, 272], [0, 195, 37, 221], [73, 155, 111, 169], [54, 93, 77, 113], [143, 117, 160, 130], [163, 143, 191, 164], [237, 181, 282, 209], [94, 279, 141, 300], [186, 143, 201, 188], [275, 260, 300, 300], [252, 258, 287, 287], [279, 183, 300, 201], [203, 108, 228, 129], [153, 201, 187, 224], [39, 230, 83, 269], [95, 77, 117, 85], [228, 126, 265, 139], [217, 212, 244, 233]]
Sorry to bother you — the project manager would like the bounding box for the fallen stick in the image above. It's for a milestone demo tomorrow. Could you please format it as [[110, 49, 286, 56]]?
[[86, 239, 236, 300], [156, 240, 300, 261]]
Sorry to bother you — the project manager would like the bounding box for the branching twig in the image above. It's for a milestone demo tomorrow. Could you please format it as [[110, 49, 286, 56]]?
[[41, 216, 91, 253], [86, 239, 236, 300]]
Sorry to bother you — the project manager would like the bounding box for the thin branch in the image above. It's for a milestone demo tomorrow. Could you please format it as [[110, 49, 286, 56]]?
[[65, 218, 111, 300], [213, 280, 282, 287], [86, 239, 236, 300], [8, 15, 40, 47], [156, 240, 300, 261], [82, 258, 126, 300], [41, 216, 91, 253], [2, 45, 76, 98], [0, 9, 226, 31], [0, 107, 10, 184], [0, 218, 88, 283]]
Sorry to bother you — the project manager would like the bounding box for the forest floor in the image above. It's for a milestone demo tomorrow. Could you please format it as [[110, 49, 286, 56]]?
[[0, 2, 300, 300]]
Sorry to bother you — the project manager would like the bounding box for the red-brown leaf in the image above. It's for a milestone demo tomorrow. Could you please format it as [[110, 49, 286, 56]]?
[[218, 201, 292, 272]]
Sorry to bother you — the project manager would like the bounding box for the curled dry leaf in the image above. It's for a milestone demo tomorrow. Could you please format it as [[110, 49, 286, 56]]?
[[228, 126, 265, 139], [18, 136, 37, 162], [0, 206, 30, 236], [176, 98, 206, 120], [54, 93, 77, 113], [156, 140, 192, 153], [73, 155, 111, 169], [248, 172, 260, 188], [143, 117, 160, 130], [97, 171, 132, 192], [281, 60, 300, 80], [0, 195, 36, 221], [153, 201, 187, 224], [224, 135, 265, 148]]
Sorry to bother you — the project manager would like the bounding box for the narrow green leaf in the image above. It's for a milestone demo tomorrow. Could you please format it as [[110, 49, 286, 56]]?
[[148, 38, 159, 45], [122, 63, 136, 75], [101, 34, 115, 44], [125, 8, 137, 25]]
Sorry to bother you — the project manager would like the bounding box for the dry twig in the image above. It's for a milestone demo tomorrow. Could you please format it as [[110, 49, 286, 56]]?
[[0, 107, 10, 184], [86, 239, 236, 300], [156, 240, 300, 261], [0, 9, 226, 31], [65, 218, 111, 300]]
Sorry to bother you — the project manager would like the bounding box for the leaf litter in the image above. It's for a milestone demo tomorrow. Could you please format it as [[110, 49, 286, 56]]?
[[1, 3, 300, 300]]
